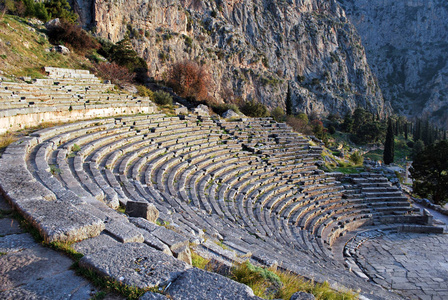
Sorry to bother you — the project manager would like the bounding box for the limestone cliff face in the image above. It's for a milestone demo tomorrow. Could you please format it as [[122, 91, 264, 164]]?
[[74, 0, 387, 117], [339, 0, 448, 128]]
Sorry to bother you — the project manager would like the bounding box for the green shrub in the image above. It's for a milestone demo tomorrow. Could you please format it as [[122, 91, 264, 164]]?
[[99, 37, 148, 83], [210, 103, 240, 115], [271, 106, 285, 122], [44, 0, 78, 23], [136, 85, 153, 99], [240, 100, 269, 117], [349, 151, 363, 165], [153, 90, 173, 106]]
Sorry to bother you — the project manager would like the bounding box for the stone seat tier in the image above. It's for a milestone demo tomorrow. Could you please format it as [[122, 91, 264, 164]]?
[[0, 88, 425, 300]]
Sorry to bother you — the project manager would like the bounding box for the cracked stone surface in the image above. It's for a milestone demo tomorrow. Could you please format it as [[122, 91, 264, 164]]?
[[0, 195, 115, 300], [355, 232, 448, 300]]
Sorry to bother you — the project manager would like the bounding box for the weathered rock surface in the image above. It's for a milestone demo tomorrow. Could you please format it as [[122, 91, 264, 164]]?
[[139, 292, 168, 300], [222, 109, 241, 119], [73, 233, 121, 255], [167, 267, 263, 300], [0, 225, 96, 300], [75, 0, 387, 118], [339, 0, 448, 128], [79, 243, 191, 289], [104, 219, 145, 243], [290, 291, 316, 300], [14, 199, 104, 243]]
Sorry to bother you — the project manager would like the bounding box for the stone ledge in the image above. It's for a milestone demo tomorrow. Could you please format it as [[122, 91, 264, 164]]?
[[79, 242, 190, 289], [15, 199, 105, 243]]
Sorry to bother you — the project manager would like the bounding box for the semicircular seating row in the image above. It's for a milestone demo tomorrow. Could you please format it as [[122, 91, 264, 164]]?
[[0, 68, 155, 123], [22, 112, 417, 263]]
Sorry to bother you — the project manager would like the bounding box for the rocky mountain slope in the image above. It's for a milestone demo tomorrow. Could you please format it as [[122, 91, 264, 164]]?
[[338, 0, 448, 129], [72, 0, 387, 118]]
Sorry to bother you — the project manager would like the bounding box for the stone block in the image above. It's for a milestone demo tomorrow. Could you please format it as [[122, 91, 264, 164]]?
[[126, 201, 159, 223], [104, 220, 144, 243], [15, 200, 104, 243], [135, 227, 172, 256], [167, 268, 262, 300], [152, 226, 189, 251], [129, 217, 159, 233], [171, 245, 192, 265], [73, 234, 121, 256], [79, 243, 190, 289]]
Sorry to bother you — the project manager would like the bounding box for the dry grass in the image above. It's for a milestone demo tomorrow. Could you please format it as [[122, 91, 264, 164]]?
[[0, 132, 18, 152], [230, 261, 358, 300]]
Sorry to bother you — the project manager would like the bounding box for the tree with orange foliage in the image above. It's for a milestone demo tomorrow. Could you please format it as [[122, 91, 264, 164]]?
[[167, 60, 211, 101]]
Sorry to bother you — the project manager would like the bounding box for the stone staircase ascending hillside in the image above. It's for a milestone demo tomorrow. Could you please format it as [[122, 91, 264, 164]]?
[[0, 68, 432, 299]]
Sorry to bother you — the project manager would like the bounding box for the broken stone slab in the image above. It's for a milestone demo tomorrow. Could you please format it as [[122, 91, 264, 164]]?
[[126, 201, 159, 223], [222, 109, 241, 119], [73, 234, 121, 256], [192, 104, 209, 116], [104, 220, 144, 243], [171, 245, 192, 265], [14, 199, 104, 243], [166, 267, 262, 300], [152, 226, 189, 251], [134, 227, 172, 256], [79, 243, 190, 289]]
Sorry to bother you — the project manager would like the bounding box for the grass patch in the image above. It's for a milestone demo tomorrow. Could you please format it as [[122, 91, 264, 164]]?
[[72, 260, 151, 300], [332, 166, 364, 174], [231, 261, 282, 299], [364, 149, 382, 162], [0, 15, 93, 79], [0, 252, 7, 256], [191, 250, 211, 269], [0, 132, 18, 152], [231, 261, 357, 300]]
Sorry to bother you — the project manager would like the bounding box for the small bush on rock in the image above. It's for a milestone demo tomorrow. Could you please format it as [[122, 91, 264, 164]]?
[[349, 151, 364, 165], [239, 100, 269, 117], [153, 90, 173, 106]]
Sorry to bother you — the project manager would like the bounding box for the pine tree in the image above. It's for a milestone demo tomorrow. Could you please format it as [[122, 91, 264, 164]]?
[[285, 84, 293, 116], [383, 118, 395, 165], [404, 122, 408, 140]]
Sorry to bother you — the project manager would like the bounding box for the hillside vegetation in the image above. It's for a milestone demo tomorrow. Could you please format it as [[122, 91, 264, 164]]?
[[0, 15, 92, 79]]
